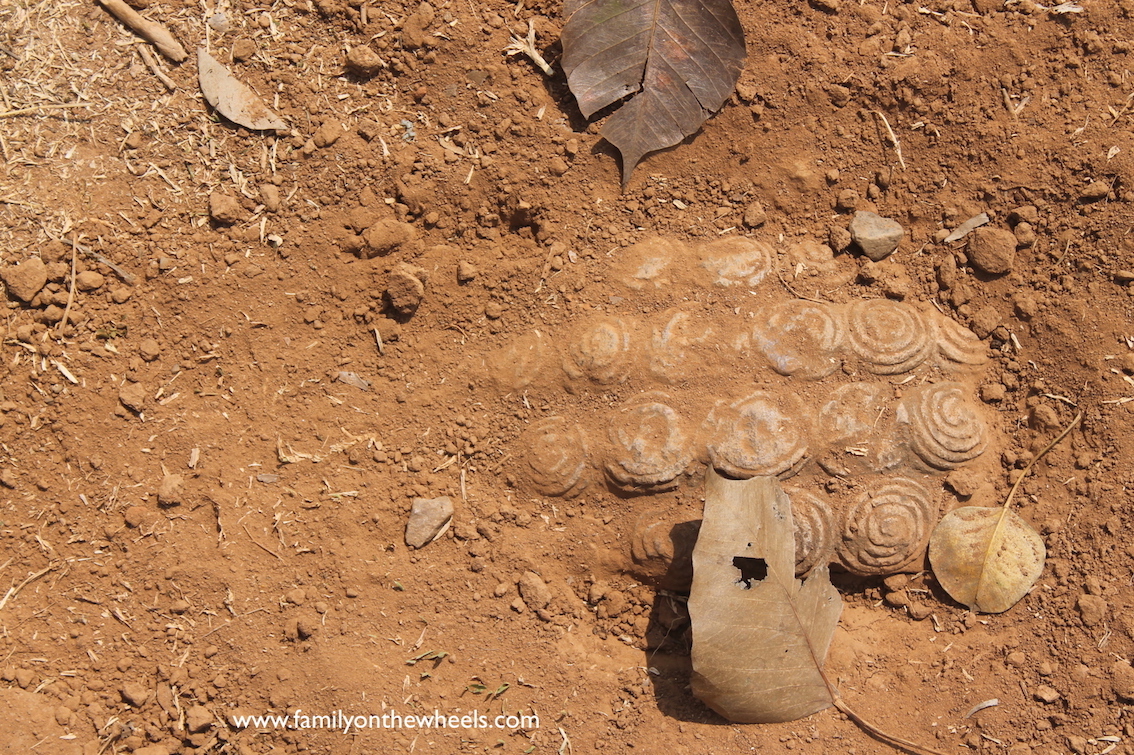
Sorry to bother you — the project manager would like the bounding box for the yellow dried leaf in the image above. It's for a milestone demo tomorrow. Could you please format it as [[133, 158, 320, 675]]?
[[928, 506, 1045, 614]]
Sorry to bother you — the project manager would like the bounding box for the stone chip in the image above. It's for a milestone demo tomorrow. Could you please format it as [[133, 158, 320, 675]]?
[[405, 496, 453, 548], [850, 211, 904, 261]]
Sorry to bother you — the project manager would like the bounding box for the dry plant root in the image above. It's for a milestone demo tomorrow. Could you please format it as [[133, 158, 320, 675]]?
[[96, 0, 187, 63], [830, 696, 948, 755]]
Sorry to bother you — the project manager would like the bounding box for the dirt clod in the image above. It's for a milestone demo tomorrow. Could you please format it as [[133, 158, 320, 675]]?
[[157, 474, 184, 506], [386, 264, 426, 316], [118, 382, 147, 413], [517, 571, 553, 610], [966, 227, 1017, 275], [345, 45, 384, 77], [1076, 594, 1107, 626], [3, 257, 48, 302], [120, 681, 151, 707], [361, 220, 416, 259], [209, 193, 244, 226]]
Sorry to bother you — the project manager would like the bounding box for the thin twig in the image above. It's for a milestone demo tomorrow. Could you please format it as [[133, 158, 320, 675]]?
[[241, 524, 283, 560], [0, 103, 89, 119], [57, 236, 78, 335], [1003, 412, 1082, 510], [96, 0, 188, 63], [871, 110, 907, 171], [0, 563, 59, 612], [137, 44, 176, 91]]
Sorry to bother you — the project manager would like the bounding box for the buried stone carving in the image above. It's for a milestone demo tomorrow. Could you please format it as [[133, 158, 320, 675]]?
[[487, 235, 999, 578]]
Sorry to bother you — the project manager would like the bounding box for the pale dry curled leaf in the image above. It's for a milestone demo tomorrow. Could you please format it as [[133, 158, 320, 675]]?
[[198, 49, 287, 132], [561, 0, 746, 186], [688, 470, 841, 723], [929, 412, 1081, 614], [928, 506, 1045, 614]]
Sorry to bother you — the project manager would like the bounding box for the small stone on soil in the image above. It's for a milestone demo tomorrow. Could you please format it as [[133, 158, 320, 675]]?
[[124, 505, 158, 528], [386, 264, 426, 316], [139, 338, 161, 361], [966, 227, 1016, 275], [260, 184, 281, 212], [405, 496, 453, 548], [209, 193, 244, 226], [849, 211, 904, 261], [120, 681, 151, 707], [186, 704, 213, 733], [517, 571, 553, 610], [312, 121, 343, 148], [1112, 661, 1134, 702], [980, 383, 1007, 402], [1080, 181, 1110, 202], [345, 45, 384, 77], [742, 201, 767, 228], [457, 261, 477, 282], [1076, 593, 1107, 626], [118, 382, 147, 413], [1033, 685, 1060, 703], [360, 220, 416, 258], [76, 270, 104, 291], [158, 474, 183, 506]]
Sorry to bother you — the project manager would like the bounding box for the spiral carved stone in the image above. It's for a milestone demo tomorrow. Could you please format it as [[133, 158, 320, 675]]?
[[648, 310, 712, 384], [698, 237, 775, 287], [898, 382, 988, 471], [846, 300, 933, 374], [754, 300, 843, 380], [707, 393, 810, 479], [563, 317, 635, 385], [521, 417, 590, 498], [934, 315, 989, 368], [837, 477, 937, 575], [487, 330, 549, 392], [487, 234, 1001, 577], [783, 487, 835, 577], [604, 396, 693, 492]]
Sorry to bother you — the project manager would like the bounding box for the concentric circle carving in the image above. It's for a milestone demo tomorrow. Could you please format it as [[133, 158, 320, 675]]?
[[846, 300, 932, 374], [934, 315, 989, 367], [754, 299, 843, 380], [522, 417, 590, 498], [899, 382, 987, 470], [707, 392, 810, 479], [836, 477, 937, 574], [783, 486, 835, 577], [698, 238, 775, 287], [604, 397, 693, 492]]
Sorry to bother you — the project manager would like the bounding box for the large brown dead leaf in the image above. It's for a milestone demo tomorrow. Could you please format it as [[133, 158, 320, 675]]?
[[928, 506, 1045, 614], [688, 470, 841, 723], [198, 49, 287, 132], [561, 0, 746, 186]]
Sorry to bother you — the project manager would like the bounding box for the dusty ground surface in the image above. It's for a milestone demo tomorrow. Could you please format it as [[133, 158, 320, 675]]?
[[1, 0, 1133, 753]]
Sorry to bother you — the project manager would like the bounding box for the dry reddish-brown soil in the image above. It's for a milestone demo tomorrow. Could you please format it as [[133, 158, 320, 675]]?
[[1, 0, 1134, 753]]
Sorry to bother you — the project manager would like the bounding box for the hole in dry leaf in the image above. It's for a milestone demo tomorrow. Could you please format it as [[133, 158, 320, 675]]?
[[731, 556, 767, 588]]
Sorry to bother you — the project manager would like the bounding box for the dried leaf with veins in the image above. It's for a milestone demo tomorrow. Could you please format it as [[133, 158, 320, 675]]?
[[198, 49, 287, 131], [561, 0, 746, 185], [689, 470, 949, 755], [689, 470, 840, 723], [930, 412, 1080, 614]]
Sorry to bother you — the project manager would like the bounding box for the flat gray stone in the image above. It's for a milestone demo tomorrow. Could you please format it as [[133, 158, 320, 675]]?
[[850, 211, 904, 261], [405, 496, 453, 548]]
